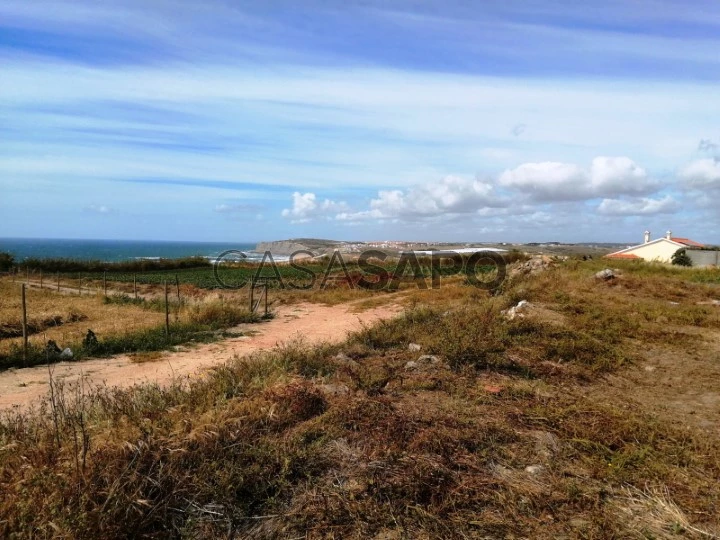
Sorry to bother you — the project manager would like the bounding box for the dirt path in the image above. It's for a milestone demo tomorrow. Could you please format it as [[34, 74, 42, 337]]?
[[0, 301, 402, 411]]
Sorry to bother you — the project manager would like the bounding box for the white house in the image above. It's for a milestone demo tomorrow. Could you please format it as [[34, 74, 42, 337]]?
[[605, 231, 704, 263]]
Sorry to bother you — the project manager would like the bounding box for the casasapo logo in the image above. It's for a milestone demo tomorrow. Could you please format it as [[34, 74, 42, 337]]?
[[213, 249, 507, 291]]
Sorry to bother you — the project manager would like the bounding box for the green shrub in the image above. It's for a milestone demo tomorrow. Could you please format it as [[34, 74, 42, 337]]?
[[671, 248, 692, 267], [0, 251, 14, 271]]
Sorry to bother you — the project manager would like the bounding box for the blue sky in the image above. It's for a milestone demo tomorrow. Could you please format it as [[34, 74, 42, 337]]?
[[1, 0, 719, 243]]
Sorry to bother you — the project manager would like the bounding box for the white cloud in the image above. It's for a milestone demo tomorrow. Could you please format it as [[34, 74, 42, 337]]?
[[589, 156, 653, 195], [679, 158, 720, 190], [214, 202, 263, 213], [281, 192, 348, 223], [337, 175, 505, 222], [597, 196, 679, 216], [499, 157, 658, 201], [499, 161, 587, 201]]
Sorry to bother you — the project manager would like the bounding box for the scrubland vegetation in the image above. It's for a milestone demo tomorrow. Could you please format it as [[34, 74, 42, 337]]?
[[0, 281, 262, 370], [0, 258, 719, 537]]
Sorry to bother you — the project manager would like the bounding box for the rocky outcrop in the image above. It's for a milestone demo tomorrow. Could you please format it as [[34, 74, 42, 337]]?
[[509, 255, 556, 277], [255, 239, 341, 256]]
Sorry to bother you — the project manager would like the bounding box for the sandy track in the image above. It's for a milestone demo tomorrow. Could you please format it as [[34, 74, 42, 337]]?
[[0, 302, 401, 411]]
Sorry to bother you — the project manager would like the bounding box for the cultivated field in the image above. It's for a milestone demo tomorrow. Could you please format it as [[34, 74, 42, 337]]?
[[0, 258, 719, 537]]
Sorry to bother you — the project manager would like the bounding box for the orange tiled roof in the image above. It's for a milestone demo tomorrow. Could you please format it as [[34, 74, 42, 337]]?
[[605, 253, 641, 260], [671, 237, 704, 248]]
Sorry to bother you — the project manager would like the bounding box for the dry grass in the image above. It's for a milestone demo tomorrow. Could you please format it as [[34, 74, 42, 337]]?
[[0, 279, 165, 357], [1, 260, 720, 537], [128, 351, 165, 363]]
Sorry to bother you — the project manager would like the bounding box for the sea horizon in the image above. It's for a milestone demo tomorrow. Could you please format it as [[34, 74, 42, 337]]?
[[0, 237, 260, 263]]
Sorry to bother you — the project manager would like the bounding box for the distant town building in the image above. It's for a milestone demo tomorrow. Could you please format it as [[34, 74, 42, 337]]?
[[605, 230, 704, 263]]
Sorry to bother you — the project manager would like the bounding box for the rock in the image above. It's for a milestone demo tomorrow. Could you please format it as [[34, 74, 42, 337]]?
[[59, 348, 73, 359], [417, 355, 441, 365], [408, 343, 422, 352], [594, 269, 616, 281], [510, 255, 556, 277], [319, 383, 350, 396], [524, 464, 545, 475], [655, 315, 669, 324], [334, 352, 359, 368], [569, 518, 590, 530], [404, 361, 419, 370], [503, 300, 531, 320], [484, 384, 504, 394], [533, 431, 561, 457]]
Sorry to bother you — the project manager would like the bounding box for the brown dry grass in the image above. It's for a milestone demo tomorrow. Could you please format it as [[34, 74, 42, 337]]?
[[0, 279, 165, 356], [1, 260, 720, 537]]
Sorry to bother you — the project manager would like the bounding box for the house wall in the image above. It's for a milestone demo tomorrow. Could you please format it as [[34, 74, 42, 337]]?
[[623, 240, 682, 263], [687, 250, 720, 267]]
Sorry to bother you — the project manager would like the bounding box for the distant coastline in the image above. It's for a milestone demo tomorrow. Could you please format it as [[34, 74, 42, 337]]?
[[0, 238, 257, 263], [0, 237, 625, 263]]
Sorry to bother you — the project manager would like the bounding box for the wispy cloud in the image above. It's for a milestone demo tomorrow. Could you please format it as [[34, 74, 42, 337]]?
[[1, 0, 719, 241]]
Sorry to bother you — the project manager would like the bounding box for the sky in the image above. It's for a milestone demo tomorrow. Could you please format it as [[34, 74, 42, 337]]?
[[0, 0, 719, 244]]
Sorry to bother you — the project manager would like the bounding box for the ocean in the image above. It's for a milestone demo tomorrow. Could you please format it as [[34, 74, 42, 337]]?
[[0, 238, 261, 262]]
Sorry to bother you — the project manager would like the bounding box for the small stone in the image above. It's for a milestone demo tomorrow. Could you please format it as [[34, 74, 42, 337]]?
[[569, 518, 590, 530], [59, 348, 73, 359], [319, 383, 350, 396], [503, 300, 531, 320], [524, 464, 545, 475], [417, 355, 441, 365], [594, 269, 615, 280], [533, 431, 561, 456], [334, 352, 359, 368], [408, 343, 421, 352], [404, 361, 419, 370], [484, 384, 504, 394]]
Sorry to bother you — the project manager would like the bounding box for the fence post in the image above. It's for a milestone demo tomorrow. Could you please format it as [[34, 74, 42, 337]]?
[[133, 274, 138, 299], [264, 283, 268, 317], [21, 284, 28, 366], [164, 280, 170, 336], [103, 271, 107, 297], [249, 280, 254, 313], [39, 270, 43, 289], [175, 274, 180, 303], [57, 272, 60, 292], [78, 276, 82, 295]]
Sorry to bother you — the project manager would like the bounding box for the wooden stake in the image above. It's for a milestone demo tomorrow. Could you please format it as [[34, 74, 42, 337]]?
[[39, 270, 43, 289], [57, 272, 60, 292], [78, 276, 82, 295], [164, 280, 170, 336], [249, 280, 254, 313], [264, 283, 268, 317], [103, 271, 107, 297], [133, 274, 138, 299], [175, 274, 180, 303], [21, 284, 28, 365]]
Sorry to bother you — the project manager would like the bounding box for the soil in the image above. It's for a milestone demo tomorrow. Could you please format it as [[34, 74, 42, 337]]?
[[0, 302, 401, 411], [582, 325, 720, 435]]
